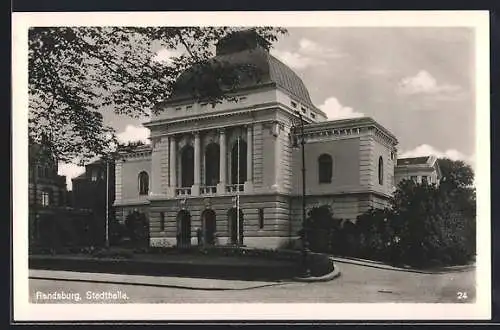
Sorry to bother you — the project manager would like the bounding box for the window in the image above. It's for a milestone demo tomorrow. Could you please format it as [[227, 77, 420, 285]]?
[[390, 152, 395, 160], [175, 107, 182, 111], [318, 154, 333, 183], [378, 156, 384, 185], [311, 113, 316, 119], [200, 103, 208, 108], [291, 101, 297, 108], [91, 169, 98, 182], [239, 96, 247, 101], [301, 107, 306, 114], [258, 208, 264, 229], [138, 171, 149, 195], [160, 212, 165, 232], [186, 105, 193, 110], [41, 190, 50, 206], [410, 176, 418, 183]]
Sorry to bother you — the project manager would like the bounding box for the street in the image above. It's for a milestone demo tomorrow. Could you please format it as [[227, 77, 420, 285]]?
[[29, 262, 476, 304]]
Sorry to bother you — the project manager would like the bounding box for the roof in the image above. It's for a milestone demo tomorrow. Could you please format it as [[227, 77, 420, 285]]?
[[396, 156, 431, 166], [167, 30, 320, 113]]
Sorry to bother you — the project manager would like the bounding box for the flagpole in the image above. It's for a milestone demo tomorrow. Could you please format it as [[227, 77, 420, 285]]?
[[236, 131, 240, 246]]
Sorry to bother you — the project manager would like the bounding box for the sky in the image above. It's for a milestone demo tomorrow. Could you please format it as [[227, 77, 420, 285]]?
[[58, 27, 476, 190]]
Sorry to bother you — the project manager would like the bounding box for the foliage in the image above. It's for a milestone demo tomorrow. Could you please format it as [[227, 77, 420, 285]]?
[[125, 211, 150, 246], [28, 27, 287, 165], [305, 158, 476, 268]]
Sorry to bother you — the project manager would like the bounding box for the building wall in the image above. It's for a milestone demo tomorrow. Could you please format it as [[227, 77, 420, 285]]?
[[291, 137, 361, 195], [118, 155, 152, 202], [145, 193, 293, 249], [394, 167, 439, 186]]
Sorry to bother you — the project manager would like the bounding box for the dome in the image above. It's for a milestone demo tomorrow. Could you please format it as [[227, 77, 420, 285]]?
[[169, 30, 316, 108]]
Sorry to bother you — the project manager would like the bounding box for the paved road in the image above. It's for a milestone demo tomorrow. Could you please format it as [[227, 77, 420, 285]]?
[[29, 262, 476, 304]]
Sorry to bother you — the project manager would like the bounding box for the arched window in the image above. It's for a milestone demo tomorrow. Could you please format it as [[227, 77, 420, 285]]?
[[231, 138, 247, 185], [205, 143, 220, 186], [378, 156, 384, 185], [318, 154, 333, 183], [138, 171, 149, 195], [181, 145, 194, 187]]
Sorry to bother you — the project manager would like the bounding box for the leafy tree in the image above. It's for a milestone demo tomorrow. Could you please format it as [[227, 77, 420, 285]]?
[[438, 158, 475, 189], [29, 27, 287, 164]]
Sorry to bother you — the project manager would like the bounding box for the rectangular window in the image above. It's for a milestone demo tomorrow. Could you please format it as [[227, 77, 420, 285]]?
[[311, 113, 316, 119], [186, 105, 193, 110], [160, 212, 165, 232], [41, 191, 50, 206], [422, 176, 428, 184], [301, 107, 307, 113], [175, 107, 182, 111], [91, 170, 98, 182], [258, 208, 264, 229], [291, 101, 297, 108]]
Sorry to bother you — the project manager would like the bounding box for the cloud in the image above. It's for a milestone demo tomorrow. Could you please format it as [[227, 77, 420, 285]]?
[[319, 97, 364, 120], [271, 50, 322, 69], [152, 48, 184, 65], [116, 125, 150, 144], [397, 70, 462, 95], [400, 144, 475, 170], [271, 38, 347, 70], [58, 162, 85, 191]]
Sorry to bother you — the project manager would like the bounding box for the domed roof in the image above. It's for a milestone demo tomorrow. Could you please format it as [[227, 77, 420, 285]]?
[[169, 30, 316, 108]]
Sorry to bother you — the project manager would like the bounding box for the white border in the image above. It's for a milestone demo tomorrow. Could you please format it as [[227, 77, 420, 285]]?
[[12, 11, 491, 321]]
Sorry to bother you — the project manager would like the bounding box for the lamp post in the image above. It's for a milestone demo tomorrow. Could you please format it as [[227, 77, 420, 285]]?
[[292, 111, 311, 278], [105, 158, 110, 248]]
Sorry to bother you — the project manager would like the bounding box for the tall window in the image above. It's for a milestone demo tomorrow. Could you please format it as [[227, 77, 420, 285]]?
[[318, 154, 333, 183], [160, 212, 165, 232], [258, 208, 264, 229], [181, 145, 194, 187], [205, 143, 220, 186], [422, 176, 428, 185], [378, 156, 384, 185], [231, 138, 247, 185], [41, 190, 50, 206], [138, 171, 149, 195]]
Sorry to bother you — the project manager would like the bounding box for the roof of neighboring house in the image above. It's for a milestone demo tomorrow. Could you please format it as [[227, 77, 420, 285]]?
[[396, 156, 431, 166], [72, 172, 87, 181]]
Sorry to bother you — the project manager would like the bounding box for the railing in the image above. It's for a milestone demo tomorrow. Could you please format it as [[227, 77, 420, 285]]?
[[176, 187, 192, 196], [225, 184, 244, 193], [200, 186, 217, 195]]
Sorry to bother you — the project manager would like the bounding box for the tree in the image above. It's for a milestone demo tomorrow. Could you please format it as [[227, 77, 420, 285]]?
[[29, 27, 287, 165], [438, 158, 475, 189]]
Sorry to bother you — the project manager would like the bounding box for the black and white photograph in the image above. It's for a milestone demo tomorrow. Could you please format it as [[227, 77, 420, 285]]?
[[12, 11, 490, 321]]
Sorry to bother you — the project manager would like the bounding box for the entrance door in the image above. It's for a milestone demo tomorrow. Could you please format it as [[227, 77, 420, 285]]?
[[202, 209, 216, 245], [176, 210, 191, 248]]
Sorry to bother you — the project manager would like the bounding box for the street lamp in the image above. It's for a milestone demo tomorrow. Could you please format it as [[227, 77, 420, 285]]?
[[291, 111, 311, 278]]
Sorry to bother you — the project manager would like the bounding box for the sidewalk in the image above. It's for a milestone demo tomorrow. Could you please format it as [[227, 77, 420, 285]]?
[[331, 256, 476, 274], [29, 269, 291, 291]]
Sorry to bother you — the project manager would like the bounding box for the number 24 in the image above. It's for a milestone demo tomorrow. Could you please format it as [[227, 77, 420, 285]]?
[[457, 292, 468, 300]]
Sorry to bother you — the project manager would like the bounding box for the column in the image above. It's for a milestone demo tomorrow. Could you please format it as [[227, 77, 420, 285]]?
[[192, 132, 201, 196], [169, 135, 177, 197], [217, 128, 226, 194], [244, 124, 253, 192], [273, 122, 281, 192]]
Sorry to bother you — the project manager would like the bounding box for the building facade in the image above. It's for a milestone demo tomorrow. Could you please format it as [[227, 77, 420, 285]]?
[[114, 30, 399, 249], [29, 143, 92, 247], [394, 156, 441, 186], [72, 159, 116, 246]]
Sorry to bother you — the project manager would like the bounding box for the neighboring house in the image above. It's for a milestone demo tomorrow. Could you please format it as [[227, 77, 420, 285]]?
[[114, 29, 399, 249], [29, 143, 91, 247], [394, 155, 442, 187], [72, 159, 116, 245]]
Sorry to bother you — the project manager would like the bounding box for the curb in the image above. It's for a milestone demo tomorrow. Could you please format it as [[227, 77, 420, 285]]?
[[331, 257, 475, 274], [292, 257, 342, 282], [29, 274, 290, 291]]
